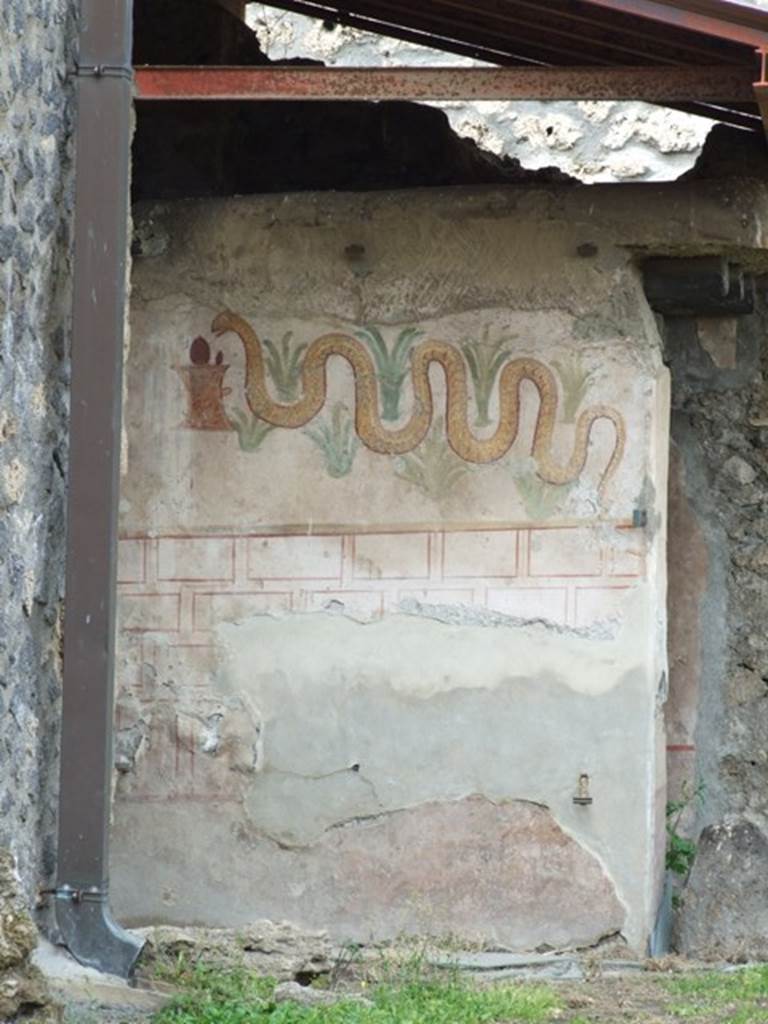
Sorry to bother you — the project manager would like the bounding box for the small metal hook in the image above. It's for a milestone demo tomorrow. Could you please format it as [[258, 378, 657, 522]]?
[[573, 773, 593, 806]]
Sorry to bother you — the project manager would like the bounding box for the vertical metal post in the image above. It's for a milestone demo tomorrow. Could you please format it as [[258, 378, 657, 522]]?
[[53, 0, 143, 977]]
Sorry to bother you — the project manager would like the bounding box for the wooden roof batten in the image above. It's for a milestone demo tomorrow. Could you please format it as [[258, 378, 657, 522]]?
[[133, 0, 768, 135]]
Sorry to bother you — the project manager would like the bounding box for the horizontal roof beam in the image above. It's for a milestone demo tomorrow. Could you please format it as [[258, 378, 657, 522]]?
[[134, 63, 757, 103], [585, 0, 768, 50]]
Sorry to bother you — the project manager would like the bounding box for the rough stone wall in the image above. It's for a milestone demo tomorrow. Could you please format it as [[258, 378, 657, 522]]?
[[665, 292, 768, 835], [0, 1, 75, 898], [0, 850, 60, 1021], [245, 4, 714, 183], [659, 282, 768, 953]]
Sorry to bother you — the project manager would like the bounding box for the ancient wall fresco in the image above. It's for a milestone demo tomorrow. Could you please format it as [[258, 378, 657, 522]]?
[[113, 187, 670, 951]]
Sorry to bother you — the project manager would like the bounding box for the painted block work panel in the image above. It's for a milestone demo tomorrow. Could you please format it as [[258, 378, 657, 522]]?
[[247, 536, 344, 581]]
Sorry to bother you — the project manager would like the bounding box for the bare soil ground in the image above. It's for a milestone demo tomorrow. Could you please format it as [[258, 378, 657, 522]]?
[[549, 968, 768, 1023]]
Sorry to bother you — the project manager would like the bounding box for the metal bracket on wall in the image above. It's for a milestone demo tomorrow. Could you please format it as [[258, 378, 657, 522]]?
[[642, 256, 755, 317], [74, 63, 134, 80]]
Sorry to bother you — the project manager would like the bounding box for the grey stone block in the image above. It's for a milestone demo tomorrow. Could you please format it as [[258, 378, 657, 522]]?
[[676, 818, 768, 961]]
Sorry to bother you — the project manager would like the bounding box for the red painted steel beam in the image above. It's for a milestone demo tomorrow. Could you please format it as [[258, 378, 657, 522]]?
[[134, 64, 757, 102], [585, 0, 768, 49]]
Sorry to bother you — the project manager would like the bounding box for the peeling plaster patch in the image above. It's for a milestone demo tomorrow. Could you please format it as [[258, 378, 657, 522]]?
[[563, 478, 602, 520], [114, 695, 263, 803], [176, 703, 261, 771], [214, 648, 649, 847], [200, 713, 224, 755], [396, 596, 618, 640], [193, 606, 656, 946], [115, 722, 147, 774], [219, 603, 652, 702]]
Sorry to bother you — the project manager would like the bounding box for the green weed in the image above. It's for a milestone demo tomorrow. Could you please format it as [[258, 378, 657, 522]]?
[[153, 960, 559, 1024], [666, 780, 705, 879], [155, 965, 275, 1024], [665, 965, 768, 1023]]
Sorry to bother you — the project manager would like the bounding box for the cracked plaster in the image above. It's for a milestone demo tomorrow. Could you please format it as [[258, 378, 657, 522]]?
[[110, 185, 677, 952]]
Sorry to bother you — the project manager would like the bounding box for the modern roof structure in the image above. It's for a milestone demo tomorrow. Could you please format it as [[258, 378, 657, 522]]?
[[134, 0, 768, 133]]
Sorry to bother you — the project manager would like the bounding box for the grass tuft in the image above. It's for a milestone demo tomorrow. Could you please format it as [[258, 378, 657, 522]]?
[[153, 960, 559, 1024], [665, 964, 768, 1023]]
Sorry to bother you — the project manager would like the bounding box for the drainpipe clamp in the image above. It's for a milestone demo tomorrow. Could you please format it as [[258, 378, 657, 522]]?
[[40, 884, 108, 904], [74, 63, 134, 80]]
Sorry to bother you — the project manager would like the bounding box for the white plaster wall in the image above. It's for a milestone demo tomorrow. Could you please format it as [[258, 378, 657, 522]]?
[[111, 184, 680, 951], [113, 175, 768, 947], [245, 3, 722, 183]]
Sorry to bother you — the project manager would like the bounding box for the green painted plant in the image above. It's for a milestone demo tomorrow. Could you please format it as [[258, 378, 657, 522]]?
[[551, 356, 595, 423], [355, 326, 422, 422], [263, 331, 308, 402], [229, 410, 274, 452], [460, 328, 513, 427], [305, 402, 359, 478], [394, 418, 469, 502], [513, 467, 572, 520]]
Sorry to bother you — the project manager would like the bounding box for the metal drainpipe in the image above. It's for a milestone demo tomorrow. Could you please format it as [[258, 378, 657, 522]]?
[[51, 0, 143, 978]]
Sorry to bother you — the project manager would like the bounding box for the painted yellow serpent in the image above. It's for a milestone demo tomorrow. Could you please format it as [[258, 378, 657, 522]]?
[[212, 311, 626, 492]]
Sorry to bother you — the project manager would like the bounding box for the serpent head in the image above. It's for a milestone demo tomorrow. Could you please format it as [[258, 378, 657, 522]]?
[[211, 310, 237, 337]]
